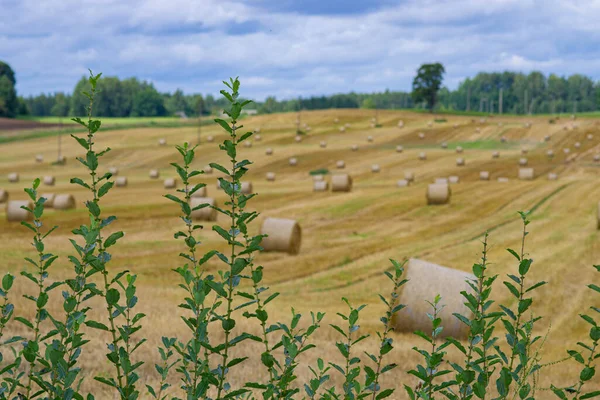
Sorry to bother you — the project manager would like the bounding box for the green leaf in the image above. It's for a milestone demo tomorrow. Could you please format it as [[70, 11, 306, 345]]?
[[376, 389, 394, 400], [214, 118, 233, 134], [581, 391, 600, 399], [106, 288, 120, 306], [85, 320, 110, 331], [104, 231, 124, 248], [581, 367, 596, 381], [2, 274, 14, 291]]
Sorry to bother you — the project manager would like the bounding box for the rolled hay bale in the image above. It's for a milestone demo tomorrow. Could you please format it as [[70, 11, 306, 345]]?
[[345, 123, 351, 128], [190, 186, 208, 198], [498, 177, 509, 183], [339, 126, 346, 133], [260, 217, 302, 255], [108, 167, 119, 176], [57, 155, 67, 164], [397, 179, 409, 187], [266, 172, 276, 181], [204, 165, 213, 174], [456, 146, 463, 154], [53, 194, 76, 210], [190, 197, 218, 221], [115, 177, 128, 187], [548, 173, 558, 181], [367, 135, 374, 142], [8, 173, 19, 183], [492, 151, 500, 159], [295, 136, 302, 143], [43, 176, 55, 186], [519, 158, 528, 166], [426, 184, 450, 205], [475, 128, 481, 133], [336, 160, 346, 169], [254, 128, 261, 134], [371, 164, 381, 173], [418, 152, 427, 161], [588, 134, 594, 140], [41, 193, 54, 208], [479, 118, 486, 123], [449, 175, 459, 184], [35, 154, 43, 163], [563, 148, 571, 154], [0, 189, 8, 203], [427, 121, 433, 128], [521, 148, 528, 155], [418, 132, 425, 140], [435, 178, 449, 184], [500, 136, 507, 143], [453, 123, 458, 128], [244, 141, 252, 148], [241, 182, 253, 194], [396, 145, 403, 153], [255, 134, 262, 141], [331, 174, 352, 192], [370, 123, 376, 128], [397, 120, 404, 128], [441, 142, 448, 149], [158, 138, 167, 146], [547, 150, 555, 158], [404, 171, 415, 182], [288, 157, 298, 166], [207, 135, 215, 142], [594, 154, 600, 163], [313, 181, 329, 192], [519, 168, 534, 180], [149, 169, 160, 179], [574, 142, 581, 149], [498, 122, 503, 127], [320, 141, 327, 148], [544, 135, 551, 142], [479, 171, 490, 181], [334, 118, 340, 123], [313, 174, 324, 182], [265, 148, 273, 156], [351, 144, 359, 151], [164, 178, 177, 189], [456, 158, 465, 166], [6, 200, 33, 222]]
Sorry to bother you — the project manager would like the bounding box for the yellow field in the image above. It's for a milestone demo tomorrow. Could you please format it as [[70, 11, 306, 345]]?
[[0, 109, 598, 398]]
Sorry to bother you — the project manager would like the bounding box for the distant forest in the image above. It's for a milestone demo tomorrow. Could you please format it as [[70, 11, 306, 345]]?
[[17, 71, 600, 117]]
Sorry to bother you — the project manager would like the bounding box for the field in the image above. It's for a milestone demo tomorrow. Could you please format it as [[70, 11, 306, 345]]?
[[0, 109, 599, 398]]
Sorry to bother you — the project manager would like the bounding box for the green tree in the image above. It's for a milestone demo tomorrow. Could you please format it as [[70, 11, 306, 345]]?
[[131, 86, 166, 117], [0, 61, 18, 118], [361, 97, 376, 109], [412, 62, 445, 112]]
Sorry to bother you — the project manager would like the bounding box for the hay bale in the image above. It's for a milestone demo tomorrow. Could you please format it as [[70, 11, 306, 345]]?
[[336, 160, 345, 169], [426, 184, 450, 205], [43, 176, 55, 186], [456, 158, 465, 166], [427, 122, 433, 128], [548, 173, 558, 180], [397, 179, 409, 187], [367, 135, 374, 142], [397, 121, 404, 128], [547, 150, 555, 158], [57, 155, 67, 164], [498, 122, 503, 127], [574, 142, 581, 149], [519, 168, 534, 180], [295, 136, 302, 143], [371, 164, 380, 173], [53, 194, 76, 210], [396, 145, 403, 153], [453, 123, 458, 128], [204, 165, 213, 174], [441, 142, 448, 149], [370, 123, 376, 128], [6, 200, 33, 222], [35, 154, 43, 163], [266, 172, 276, 181], [419, 152, 427, 160], [190, 197, 217, 221], [313, 181, 328, 192], [190, 186, 208, 198], [418, 132, 425, 139], [594, 154, 600, 163], [313, 174, 324, 182], [164, 178, 177, 189], [254, 128, 261, 134], [544, 135, 551, 142], [159, 138, 167, 146], [500, 136, 507, 143], [331, 174, 352, 192], [479, 171, 490, 181], [288, 157, 298, 166], [588, 134, 593, 140], [521, 148, 528, 155], [255, 134, 262, 141], [41, 193, 54, 208], [265, 148, 273, 156], [351, 144, 359, 151], [339, 126, 346, 133], [475, 128, 481, 133], [404, 171, 415, 182], [479, 118, 486, 123], [109, 167, 119, 176], [492, 151, 500, 159], [244, 141, 252, 148], [519, 158, 528, 166], [115, 177, 128, 187], [241, 182, 253, 194], [456, 146, 463, 154], [7, 173, 19, 183], [345, 123, 351, 128], [334, 118, 339, 123], [563, 148, 571, 154], [391, 259, 474, 338], [0, 189, 8, 203], [320, 141, 327, 148], [449, 175, 459, 184], [260, 217, 301, 255], [207, 135, 214, 142], [435, 178, 449, 184], [149, 169, 160, 179], [498, 177, 509, 183]]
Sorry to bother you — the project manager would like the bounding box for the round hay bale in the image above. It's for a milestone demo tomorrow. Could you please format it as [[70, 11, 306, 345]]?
[[43, 176, 55, 186], [260, 217, 301, 255], [241, 182, 253, 194], [115, 177, 128, 187], [334, 118, 339, 123], [244, 141, 252, 148], [345, 123, 351, 128], [190, 197, 217, 221], [57, 155, 67, 164], [519, 158, 528, 166], [339, 126, 346, 133], [563, 148, 571, 154], [204, 165, 213, 174], [547, 150, 555, 158], [521, 148, 528, 155], [336, 160, 345, 169], [419, 152, 427, 160], [519, 168, 534, 180], [158, 138, 167, 146], [498, 122, 503, 127], [289, 157, 298, 166], [449, 175, 459, 184], [441, 142, 448, 149], [498, 177, 509, 183], [41, 193, 54, 208], [418, 132, 425, 139], [397, 179, 409, 187], [397, 120, 404, 128], [0, 189, 8, 203], [164, 178, 177, 189], [207, 135, 215, 143], [367, 135, 374, 142], [479, 171, 490, 181], [475, 128, 481, 133], [266, 172, 276, 181], [456, 146, 463, 154], [320, 141, 327, 148], [351, 144, 359, 151], [109, 167, 119, 176], [426, 184, 450, 205], [265, 148, 273, 156], [548, 173, 558, 181], [190, 186, 208, 198], [500, 136, 507, 143], [254, 128, 261, 134], [8, 173, 19, 183], [313, 181, 329, 192], [435, 178, 449, 184], [574, 142, 581, 149], [427, 122, 433, 128], [492, 151, 500, 159], [53, 194, 76, 210], [255, 134, 262, 141], [313, 174, 324, 182], [370, 123, 376, 128], [594, 154, 600, 163], [35, 154, 43, 163], [6, 200, 33, 222], [396, 145, 403, 153], [149, 169, 160, 179], [404, 171, 415, 182], [295, 136, 302, 143], [544, 135, 551, 142], [453, 123, 458, 128], [331, 174, 352, 192], [587, 134, 593, 140], [479, 118, 486, 123], [456, 158, 465, 166], [391, 258, 474, 338], [371, 164, 380, 173]]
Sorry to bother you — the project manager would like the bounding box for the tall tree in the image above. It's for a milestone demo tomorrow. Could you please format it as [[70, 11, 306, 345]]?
[[0, 61, 18, 117], [412, 63, 445, 112]]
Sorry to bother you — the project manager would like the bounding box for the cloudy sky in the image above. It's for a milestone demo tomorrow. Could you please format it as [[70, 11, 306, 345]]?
[[2, 0, 599, 100]]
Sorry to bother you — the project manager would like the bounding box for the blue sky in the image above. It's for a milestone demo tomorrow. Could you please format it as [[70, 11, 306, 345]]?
[[1, 0, 600, 100]]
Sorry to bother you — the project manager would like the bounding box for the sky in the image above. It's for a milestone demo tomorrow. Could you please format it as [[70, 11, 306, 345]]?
[[2, 0, 600, 100]]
